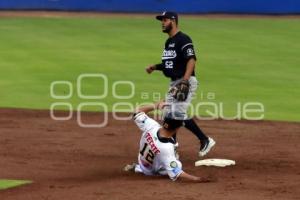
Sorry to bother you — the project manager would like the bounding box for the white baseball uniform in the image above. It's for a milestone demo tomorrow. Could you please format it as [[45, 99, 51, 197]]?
[[133, 112, 183, 181]]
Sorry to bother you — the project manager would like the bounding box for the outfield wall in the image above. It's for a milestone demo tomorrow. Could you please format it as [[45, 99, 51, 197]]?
[[0, 0, 300, 14]]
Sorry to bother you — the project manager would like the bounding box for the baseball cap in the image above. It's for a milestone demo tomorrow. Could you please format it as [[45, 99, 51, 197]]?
[[156, 11, 178, 22]]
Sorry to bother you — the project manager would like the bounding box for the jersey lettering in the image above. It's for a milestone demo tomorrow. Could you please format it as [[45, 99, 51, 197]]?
[[145, 132, 160, 154], [140, 143, 155, 164], [162, 50, 177, 60], [165, 61, 173, 69]]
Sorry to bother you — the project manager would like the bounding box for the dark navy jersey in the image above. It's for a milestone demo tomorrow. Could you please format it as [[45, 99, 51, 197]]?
[[156, 31, 196, 81]]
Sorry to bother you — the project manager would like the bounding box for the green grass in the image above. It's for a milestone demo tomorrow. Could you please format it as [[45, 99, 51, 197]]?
[[0, 179, 32, 190], [0, 16, 299, 121]]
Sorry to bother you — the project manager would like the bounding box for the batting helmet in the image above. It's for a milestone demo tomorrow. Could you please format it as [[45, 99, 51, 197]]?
[[163, 111, 184, 130]]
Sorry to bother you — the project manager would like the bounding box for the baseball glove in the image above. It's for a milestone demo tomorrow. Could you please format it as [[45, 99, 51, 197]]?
[[170, 80, 190, 101]]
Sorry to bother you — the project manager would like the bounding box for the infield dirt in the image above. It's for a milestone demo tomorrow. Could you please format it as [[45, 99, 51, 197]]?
[[0, 108, 299, 200]]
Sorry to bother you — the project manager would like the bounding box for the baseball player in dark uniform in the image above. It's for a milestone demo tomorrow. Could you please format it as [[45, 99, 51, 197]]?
[[146, 11, 215, 157]]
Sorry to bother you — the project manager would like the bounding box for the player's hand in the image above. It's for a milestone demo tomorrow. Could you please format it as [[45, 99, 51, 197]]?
[[156, 100, 167, 110], [146, 65, 156, 74], [195, 175, 217, 183]]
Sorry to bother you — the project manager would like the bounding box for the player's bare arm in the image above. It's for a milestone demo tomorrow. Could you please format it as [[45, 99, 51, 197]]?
[[135, 101, 166, 114], [178, 171, 214, 183], [183, 58, 196, 81]]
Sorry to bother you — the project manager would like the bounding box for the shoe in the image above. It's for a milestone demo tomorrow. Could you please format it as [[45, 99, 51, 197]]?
[[199, 137, 216, 157], [174, 142, 180, 160], [123, 163, 137, 172]]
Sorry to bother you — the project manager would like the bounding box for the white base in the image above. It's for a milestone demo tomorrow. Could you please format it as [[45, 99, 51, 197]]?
[[195, 159, 236, 167]]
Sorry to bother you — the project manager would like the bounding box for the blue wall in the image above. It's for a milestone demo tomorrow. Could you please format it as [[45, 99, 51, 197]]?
[[0, 0, 300, 14]]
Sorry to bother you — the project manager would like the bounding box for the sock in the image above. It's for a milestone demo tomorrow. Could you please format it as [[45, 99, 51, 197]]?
[[184, 119, 208, 142]]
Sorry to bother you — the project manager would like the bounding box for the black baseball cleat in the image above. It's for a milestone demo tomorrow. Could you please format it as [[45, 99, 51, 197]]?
[[199, 137, 216, 157]]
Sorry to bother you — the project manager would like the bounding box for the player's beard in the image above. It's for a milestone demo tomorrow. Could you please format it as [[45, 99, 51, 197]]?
[[162, 22, 173, 33]]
